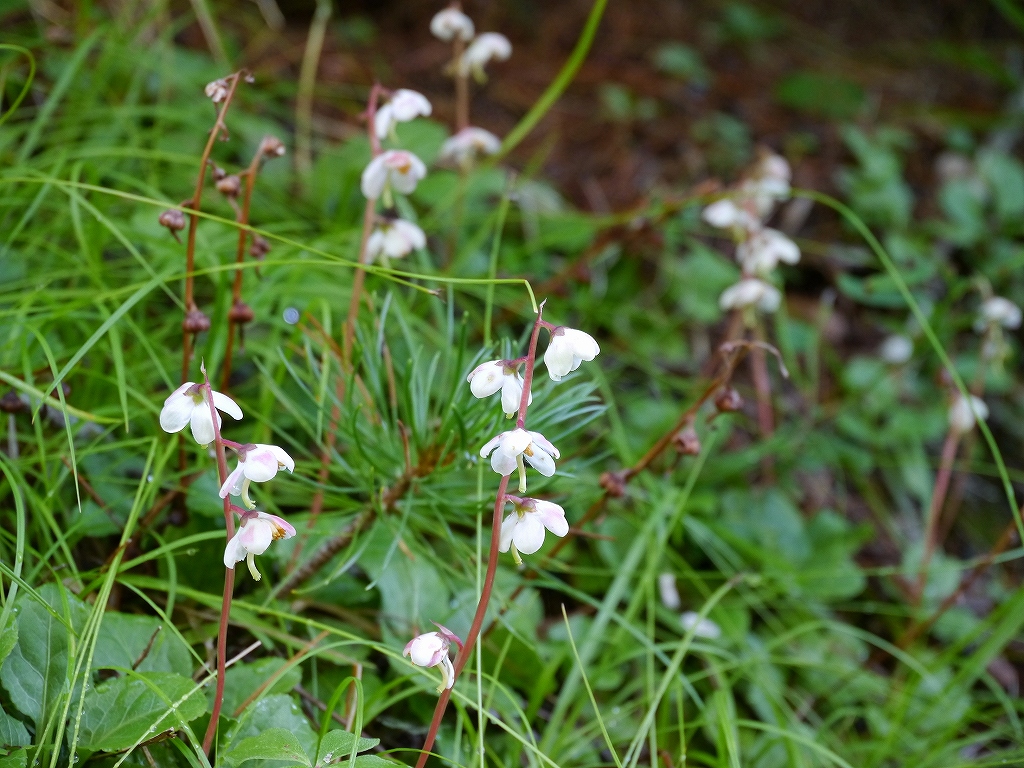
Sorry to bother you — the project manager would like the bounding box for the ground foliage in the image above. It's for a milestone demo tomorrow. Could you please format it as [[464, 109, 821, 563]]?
[[1, 1, 1024, 767]]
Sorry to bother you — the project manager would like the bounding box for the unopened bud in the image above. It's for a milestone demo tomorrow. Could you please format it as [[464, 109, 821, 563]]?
[[715, 387, 743, 413], [183, 308, 211, 334], [0, 391, 24, 414], [599, 470, 628, 498], [205, 78, 229, 104], [216, 174, 241, 197], [261, 136, 286, 157], [250, 235, 271, 259], [229, 301, 255, 325], [673, 426, 701, 455], [158, 209, 186, 232], [211, 165, 227, 181]]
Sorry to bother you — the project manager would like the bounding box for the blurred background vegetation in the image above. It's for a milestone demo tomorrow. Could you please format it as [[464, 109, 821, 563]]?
[[3, 0, 1024, 766]]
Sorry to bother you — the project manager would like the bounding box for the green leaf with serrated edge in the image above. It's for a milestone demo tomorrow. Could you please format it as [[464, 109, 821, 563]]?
[[74, 672, 205, 753], [221, 695, 318, 768], [0, 583, 89, 725], [0, 704, 29, 748], [314, 730, 379, 766], [214, 658, 302, 718], [222, 728, 313, 767], [92, 613, 192, 678]]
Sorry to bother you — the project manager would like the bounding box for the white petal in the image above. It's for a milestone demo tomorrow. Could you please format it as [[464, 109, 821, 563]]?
[[390, 89, 432, 121], [211, 390, 243, 420], [505, 428, 532, 455], [563, 328, 600, 361], [512, 514, 546, 555], [159, 391, 194, 434], [219, 463, 245, 498], [528, 431, 559, 459], [361, 155, 388, 199], [224, 533, 247, 568], [499, 512, 518, 553], [490, 449, 518, 476], [267, 445, 295, 472], [239, 519, 274, 556], [374, 104, 395, 140], [243, 449, 280, 483], [544, 336, 574, 381], [524, 447, 556, 477], [533, 500, 568, 537], [366, 230, 385, 260], [469, 362, 504, 398], [702, 199, 741, 228], [480, 433, 504, 458], [394, 219, 426, 249], [500, 374, 524, 415], [189, 406, 217, 446]]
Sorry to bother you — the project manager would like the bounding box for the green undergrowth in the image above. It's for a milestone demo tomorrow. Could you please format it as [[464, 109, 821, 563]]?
[[1, 3, 1024, 768]]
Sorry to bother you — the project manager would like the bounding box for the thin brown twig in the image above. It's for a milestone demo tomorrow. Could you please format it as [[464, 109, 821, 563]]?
[[913, 430, 960, 605]]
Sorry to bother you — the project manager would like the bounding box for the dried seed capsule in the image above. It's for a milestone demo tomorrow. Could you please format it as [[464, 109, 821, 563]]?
[[183, 308, 211, 333], [714, 387, 743, 413], [673, 426, 701, 456], [261, 136, 286, 157], [158, 209, 186, 232], [249, 235, 271, 259], [216, 174, 241, 197], [228, 301, 255, 325]]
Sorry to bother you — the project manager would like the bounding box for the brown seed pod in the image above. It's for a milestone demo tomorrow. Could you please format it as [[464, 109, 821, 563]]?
[[228, 301, 255, 325], [183, 308, 211, 333], [714, 387, 743, 413], [261, 136, 286, 157], [673, 426, 701, 456], [158, 209, 186, 232], [249, 235, 271, 259], [216, 174, 241, 197]]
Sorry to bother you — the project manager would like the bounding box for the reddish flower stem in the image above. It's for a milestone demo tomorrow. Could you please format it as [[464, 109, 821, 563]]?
[[453, 37, 469, 131], [415, 305, 546, 767], [198, 367, 237, 756], [913, 430, 960, 606]]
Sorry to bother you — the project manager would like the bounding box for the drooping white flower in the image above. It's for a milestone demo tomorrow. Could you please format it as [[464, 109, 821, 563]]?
[[736, 228, 800, 275], [458, 33, 512, 80], [437, 127, 502, 169], [658, 573, 681, 610], [480, 428, 558, 490], [430, 6, 475, 41], [719, 278, 781, 314], [366, 218, 426, 261], [681, 611, 722, 640], [205, 78, 229, 104], [879, 334, 914, 365], [404, 624, 462, 693], [466, 360, 532, 415], [361, 150, 428, 200], [374, 89, 433, 140], [220, 443, 295, 506], [949, 393, 988, 435], [543, 327, 600, 382], [499, 498, 568, 562], [974, 296, 1022, 332], [224, 510, 296, 581], [702, 199, 758, 231], [740, 151, 792, 218], [159, 382, 242, 446]]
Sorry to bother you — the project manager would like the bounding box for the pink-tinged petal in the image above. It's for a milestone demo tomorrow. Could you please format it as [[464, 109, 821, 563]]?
[[524, 448, 556, 477], [490, 449, 518, 477], [432, 623, 463, 650], [259, 511, 296, 539], [480, 433, 504, 458], [533, 500, 569, 537], [498, 512, 518, 553], [159, 391, 194, 434], [405, 632, 446, 667], [211, 390, 243, 420], [528, 431, 559, 459], [223, 533, 246, 568], [219, 463, 245, 498], [239, 519, 274, 556], [468, 361, 504, 398], [512, 514, 546, 555], [266, 445, 295, 472], [189, 406, 218, 446], [243, 450, 280, 483]]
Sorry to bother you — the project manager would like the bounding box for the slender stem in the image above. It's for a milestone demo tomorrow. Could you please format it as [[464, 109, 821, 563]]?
[[181, 71, 245, 386], [414, 475, 509, 768], [295, 0, 332, 176], [221, 144, 265, 392], [453, 37, 468, 131], [199, 368, 237, 756], [515, 302, 546, 429], [749, 329, 774, 440], [913, 430, 960, 606]]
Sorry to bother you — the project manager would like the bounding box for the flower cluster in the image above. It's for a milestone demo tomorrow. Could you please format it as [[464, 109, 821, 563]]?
[[703, 151, 798, 316], [159, 376, 296, 581]]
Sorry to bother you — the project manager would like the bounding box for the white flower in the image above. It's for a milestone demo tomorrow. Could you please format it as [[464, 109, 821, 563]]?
[[949, 393, 988, 435], [879, 334, 914, 365], [499, 498, 569, 562], [366, 218, 426, 261], [480, 428, 558, 490], [543, 327, 600, 382], [658, 573, 681, 610], [681, 611, 722, 640], [702, 199, 758, 231], [437, 127, 502, 169], [224, 510, 296, 581], [159, 382, 242, 446], [205, 78, 228, 103], [404, 624, 462, 693], [361, 150, 428, 200], [430, 6, 475, 41], [741, 151, 792, 217], [458, 33, 512, 80], [719, 278, 781, 314], [374, 89, 432, 140], [736, 228, 799, 275], [975, 296, 1022, 332], [220, 443, 295, 505], [467, 360, 532, 415]]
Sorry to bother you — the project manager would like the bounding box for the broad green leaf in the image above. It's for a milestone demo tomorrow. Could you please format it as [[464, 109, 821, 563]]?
[[222, 694, 318, 768], [0, 749, 26, 768], [75, 672, 206, 753], [0, 583, 89, 725], [315, 730, 379, 766], [223, 728, 312, 767], [0, 623, 17, 667], [351, 756, 400, 767], [0, 703, 29, 747], [215, 658, 303, 718], [92, 613, 192, 678]]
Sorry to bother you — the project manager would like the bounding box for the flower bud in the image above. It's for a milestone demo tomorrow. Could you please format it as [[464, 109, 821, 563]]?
[[216, 174, 241, 197], [261, 136, 286, 157], [673, 426, 701, 456], [250, 235, 271, 259], [183, 308, 211, 334], [715, 387, 743, 413], [158, 209, 186, 232], [205, 78, 229, 103], [229, 301, 255, 325]]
